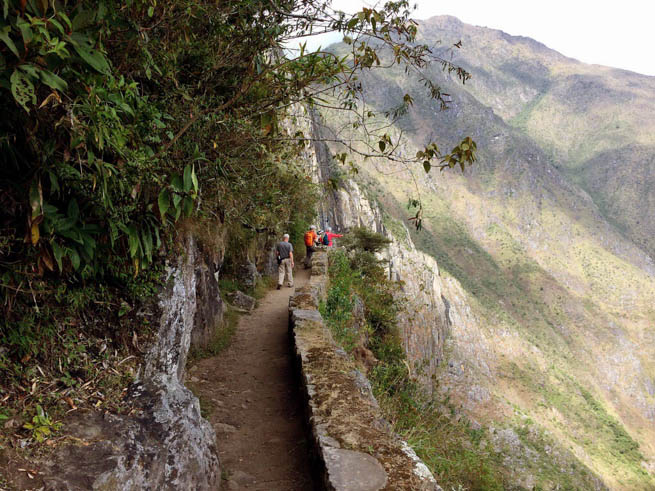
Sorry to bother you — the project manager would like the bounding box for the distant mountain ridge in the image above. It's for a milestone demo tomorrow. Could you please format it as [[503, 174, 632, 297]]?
[[420, 15, 655, 259], [318, 15, 655, 489]]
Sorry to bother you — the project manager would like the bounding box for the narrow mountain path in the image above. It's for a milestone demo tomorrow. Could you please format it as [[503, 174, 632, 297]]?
[[189, 267, 314, 490]]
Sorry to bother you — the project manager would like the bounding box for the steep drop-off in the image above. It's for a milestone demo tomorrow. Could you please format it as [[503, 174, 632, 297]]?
[[310, 16, 655, 489]]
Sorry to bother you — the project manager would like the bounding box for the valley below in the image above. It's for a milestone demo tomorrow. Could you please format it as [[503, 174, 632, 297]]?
[[316, 15, 655, 489]]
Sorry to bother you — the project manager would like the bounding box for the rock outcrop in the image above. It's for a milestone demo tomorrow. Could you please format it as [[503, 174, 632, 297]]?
[[227, 290, 257, 312], [302, 108, 451, 390], [42, 235, 221, 490]]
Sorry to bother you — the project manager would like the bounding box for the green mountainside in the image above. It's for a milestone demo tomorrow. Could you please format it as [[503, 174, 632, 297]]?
[[319, 16, 655, 489], [419, 16, 655, 259]]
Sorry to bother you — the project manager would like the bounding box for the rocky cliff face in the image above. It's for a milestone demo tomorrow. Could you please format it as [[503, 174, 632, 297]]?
[[299, 107, 454, 392], [312, 148, 499, 414], [40, 234, 221, 490]]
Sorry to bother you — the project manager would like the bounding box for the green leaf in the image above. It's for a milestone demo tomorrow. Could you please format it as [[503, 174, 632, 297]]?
[[182, 196, 193, 217], [153, 225, 161, 249], [423, 161, 431, 173], [16, 19, 33, 44], [172, 193, 182, 210], [81, 233, 95, 260], [67, 199, 79, 222], [47, 171, 60, 194], [29, 180, 42, 219], [158, 189, 170, 219], [2, 0, 8, 20], [49, 18, 65, 35], [378, 140, 386, 152], [183, 165, 192, 192], [147, 6, 154, 17], [18, 64, 39, 78], [171, 175, 183, 192], [52, 241, 65, 270], [73, 42, 110, 74], [58, 12, 72, 31], [0, 26, 18, 58], [191, 167, 198, 193], [172, 193, 182, 220], [39, 69, 68, 92], [71, 10, 96, 31], [141, 229, 153, 263], [118, 301, 131, 317], [11, 70, 35, 112], [68, 248, 80, 271], [126, 226, 140, 258]]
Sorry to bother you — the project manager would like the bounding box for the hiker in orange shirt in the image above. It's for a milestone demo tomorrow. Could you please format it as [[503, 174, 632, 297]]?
[[303, 225, 319, 268], [323, 227, 343, 247]]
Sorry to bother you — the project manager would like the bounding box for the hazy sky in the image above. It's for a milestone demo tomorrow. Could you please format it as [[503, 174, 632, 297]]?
[[298, 0, 655, 76]]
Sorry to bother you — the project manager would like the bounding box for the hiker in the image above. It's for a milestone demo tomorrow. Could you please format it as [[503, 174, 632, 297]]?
[[276, 233, 294, 289], [303, 225, 319, 268], [322, 226, 343, 247]]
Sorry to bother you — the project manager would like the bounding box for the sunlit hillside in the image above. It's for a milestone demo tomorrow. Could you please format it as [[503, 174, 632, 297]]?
[[318, 16, 655, 489], [420, 15, 655, 260]]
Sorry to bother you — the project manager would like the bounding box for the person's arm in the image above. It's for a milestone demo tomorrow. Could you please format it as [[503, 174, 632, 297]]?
[[290, 251, 294, 267]]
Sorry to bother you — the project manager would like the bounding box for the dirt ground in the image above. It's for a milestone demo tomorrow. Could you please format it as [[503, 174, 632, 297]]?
[[189, 266, 315, 490]]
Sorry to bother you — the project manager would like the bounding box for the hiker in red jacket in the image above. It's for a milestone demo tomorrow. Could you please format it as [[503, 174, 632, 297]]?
[[323, 227, 343, 247]]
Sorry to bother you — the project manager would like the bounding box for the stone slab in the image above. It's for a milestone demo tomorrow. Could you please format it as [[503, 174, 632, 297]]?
[[324, 448, 388, 491]]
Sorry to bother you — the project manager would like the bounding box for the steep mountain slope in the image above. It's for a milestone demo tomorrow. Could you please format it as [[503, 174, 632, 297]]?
[[316, 16, 655, 489], [419, 15, 655, 258]]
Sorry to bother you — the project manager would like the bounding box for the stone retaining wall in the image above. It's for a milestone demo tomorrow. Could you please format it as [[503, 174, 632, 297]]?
[[290, 250, 441, 491]]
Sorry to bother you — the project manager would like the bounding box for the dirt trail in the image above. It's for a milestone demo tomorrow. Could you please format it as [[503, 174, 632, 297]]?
[[189, 267, 314, 490]]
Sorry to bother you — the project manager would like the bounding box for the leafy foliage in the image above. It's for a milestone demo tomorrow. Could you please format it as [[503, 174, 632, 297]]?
[[22, 404, 61, 443], [0, 0, 472, 298], [0, 0, 475, 447], [339, 226, 391, 253]]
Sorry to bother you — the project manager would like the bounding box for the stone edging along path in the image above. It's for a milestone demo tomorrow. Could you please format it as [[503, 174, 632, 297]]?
[[289, 250, 441, 491]]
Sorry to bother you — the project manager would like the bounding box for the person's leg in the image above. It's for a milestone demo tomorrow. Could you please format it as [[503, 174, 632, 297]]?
[[285, 258, 294, 287], [277, 260, 285, 288], [306, 245, 314, 268]]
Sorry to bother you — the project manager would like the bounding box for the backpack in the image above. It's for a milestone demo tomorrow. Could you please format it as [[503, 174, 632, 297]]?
[[322, 233, 330, 246], [304, 231, 314, 247]]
